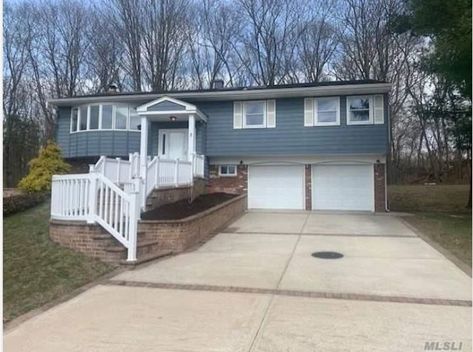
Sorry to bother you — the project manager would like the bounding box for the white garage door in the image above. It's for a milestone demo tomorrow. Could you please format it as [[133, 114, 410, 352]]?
[[248, 165, 305, 209], [312, 164, 374, 211]]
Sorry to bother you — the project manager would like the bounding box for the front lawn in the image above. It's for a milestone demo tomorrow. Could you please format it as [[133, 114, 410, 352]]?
[[4, 201, 115, 322], [388, 184, 471, 267]]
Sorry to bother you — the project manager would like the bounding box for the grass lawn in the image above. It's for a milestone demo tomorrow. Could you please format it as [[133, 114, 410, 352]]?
[[388, 184, 471, 266], [4, 202, 115, 322]]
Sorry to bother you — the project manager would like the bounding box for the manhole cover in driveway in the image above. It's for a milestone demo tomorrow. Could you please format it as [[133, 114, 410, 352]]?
[[311, 251, 344, 259]]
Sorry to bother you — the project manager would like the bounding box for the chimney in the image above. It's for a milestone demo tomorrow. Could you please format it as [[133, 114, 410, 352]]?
[[211, 79, 224, 89], [107, 83, 119, 94]]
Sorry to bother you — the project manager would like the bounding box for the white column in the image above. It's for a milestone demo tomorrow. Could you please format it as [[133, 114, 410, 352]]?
[[188, 114, 195, 161], [140, 116, 148, 179], [139, 116, 148, 209]]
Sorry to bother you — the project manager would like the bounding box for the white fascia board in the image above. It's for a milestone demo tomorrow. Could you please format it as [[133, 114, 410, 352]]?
[[48, 83, 392, 107], [208, 154, 387, 165]]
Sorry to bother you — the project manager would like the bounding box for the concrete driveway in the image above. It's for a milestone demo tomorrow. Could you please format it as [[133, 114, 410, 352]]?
[[5, 212, 472, 352]]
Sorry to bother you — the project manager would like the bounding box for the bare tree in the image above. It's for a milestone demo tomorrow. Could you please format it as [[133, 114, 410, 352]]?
[[86, 4, 126, 92], [188, 0, 240, 88], [110, 0, 144, 91], [141, 0, 190, 91], [233, 0, 304, 86], [296, 1, 339, 82], [3, 2, 42, 186]]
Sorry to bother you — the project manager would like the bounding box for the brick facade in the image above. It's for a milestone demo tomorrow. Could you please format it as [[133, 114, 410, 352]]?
[[49, 195, 247, 264], [207, 165, 248, 194], [374, 163, 386, 212], [305, 165, 312, 210]]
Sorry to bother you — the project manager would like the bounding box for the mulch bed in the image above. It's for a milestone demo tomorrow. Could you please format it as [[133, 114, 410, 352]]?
[[141, 193, 237, 220]]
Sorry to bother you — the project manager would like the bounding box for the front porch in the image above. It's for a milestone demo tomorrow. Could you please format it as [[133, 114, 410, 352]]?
[[50, 96, 208, 262]]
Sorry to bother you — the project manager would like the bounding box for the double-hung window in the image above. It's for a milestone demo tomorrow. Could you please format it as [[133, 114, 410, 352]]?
[[347, 96, 372, 124], [243, 101, 266, 128], [315, 97, 340, 126]]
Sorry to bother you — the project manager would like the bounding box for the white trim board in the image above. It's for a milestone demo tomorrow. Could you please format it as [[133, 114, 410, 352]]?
[[208, 155, 386, 165]]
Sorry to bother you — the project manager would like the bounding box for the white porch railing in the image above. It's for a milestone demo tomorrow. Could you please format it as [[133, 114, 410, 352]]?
[[51, 172, 140, 261], [146, 157, 193, 196], [93, 153, 140, 184], [193, 153, 205, 178]]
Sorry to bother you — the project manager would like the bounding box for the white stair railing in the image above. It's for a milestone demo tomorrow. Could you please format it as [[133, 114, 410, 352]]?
[[51, 172, 140, 261]]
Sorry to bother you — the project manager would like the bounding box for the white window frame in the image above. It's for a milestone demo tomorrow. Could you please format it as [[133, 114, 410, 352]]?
[[70, 107, 79, 133], [218, 165, 237, 177], [243, 101, 267, 129], [314, 97, 340, 126], [346, 95, 373, 125], [78, 105, 88, 131]]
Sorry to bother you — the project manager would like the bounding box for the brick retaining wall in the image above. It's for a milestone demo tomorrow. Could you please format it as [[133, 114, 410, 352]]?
[[49, 194, 247, 264], [139, 194, 247, 252]]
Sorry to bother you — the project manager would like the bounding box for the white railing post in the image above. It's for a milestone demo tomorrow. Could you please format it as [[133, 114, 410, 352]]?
[[127, 178, 140, 262], [89, 164, 95, 173], [175, 159, 180, 186], [155, 156, 160, 188], [116, 157, 121, 184], [128, 153, 133, 180], [87, 173, 97, 224]]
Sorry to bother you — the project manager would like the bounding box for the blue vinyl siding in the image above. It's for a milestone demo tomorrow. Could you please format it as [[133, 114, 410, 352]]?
[[199, 95, 388, 156], [148, 100, 186, 111], [57, 107, 140, 158], [55, 94, 388, 159]]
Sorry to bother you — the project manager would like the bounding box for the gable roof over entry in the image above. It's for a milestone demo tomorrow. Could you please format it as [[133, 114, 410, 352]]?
[[136, 96, 207, 121]]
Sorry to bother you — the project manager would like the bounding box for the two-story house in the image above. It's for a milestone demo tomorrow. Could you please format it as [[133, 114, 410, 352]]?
[[48, 79, 390, 261]]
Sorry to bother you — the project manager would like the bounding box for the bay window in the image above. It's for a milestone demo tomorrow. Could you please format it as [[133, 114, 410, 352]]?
[[70, 103, 141, 133]]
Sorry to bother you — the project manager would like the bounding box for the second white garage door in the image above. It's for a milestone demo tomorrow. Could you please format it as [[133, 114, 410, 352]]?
[[248, 165, 305, 209], [312, 164, 374, 211]]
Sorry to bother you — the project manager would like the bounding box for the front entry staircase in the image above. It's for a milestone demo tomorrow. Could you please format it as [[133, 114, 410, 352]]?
[[51, 153, 205, 262]]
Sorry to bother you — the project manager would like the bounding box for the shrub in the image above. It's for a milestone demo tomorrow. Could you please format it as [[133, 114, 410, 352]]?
[[18, 141, 71, 193], [3, 191, 47, 216]]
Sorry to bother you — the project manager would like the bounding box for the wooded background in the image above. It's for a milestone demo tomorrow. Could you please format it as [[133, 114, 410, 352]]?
[[3, 0, 472, 191]]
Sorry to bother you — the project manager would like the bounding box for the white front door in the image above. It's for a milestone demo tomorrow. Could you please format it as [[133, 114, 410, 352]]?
[[248, 165, 305, 209], [159, 129, 188, 160]]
